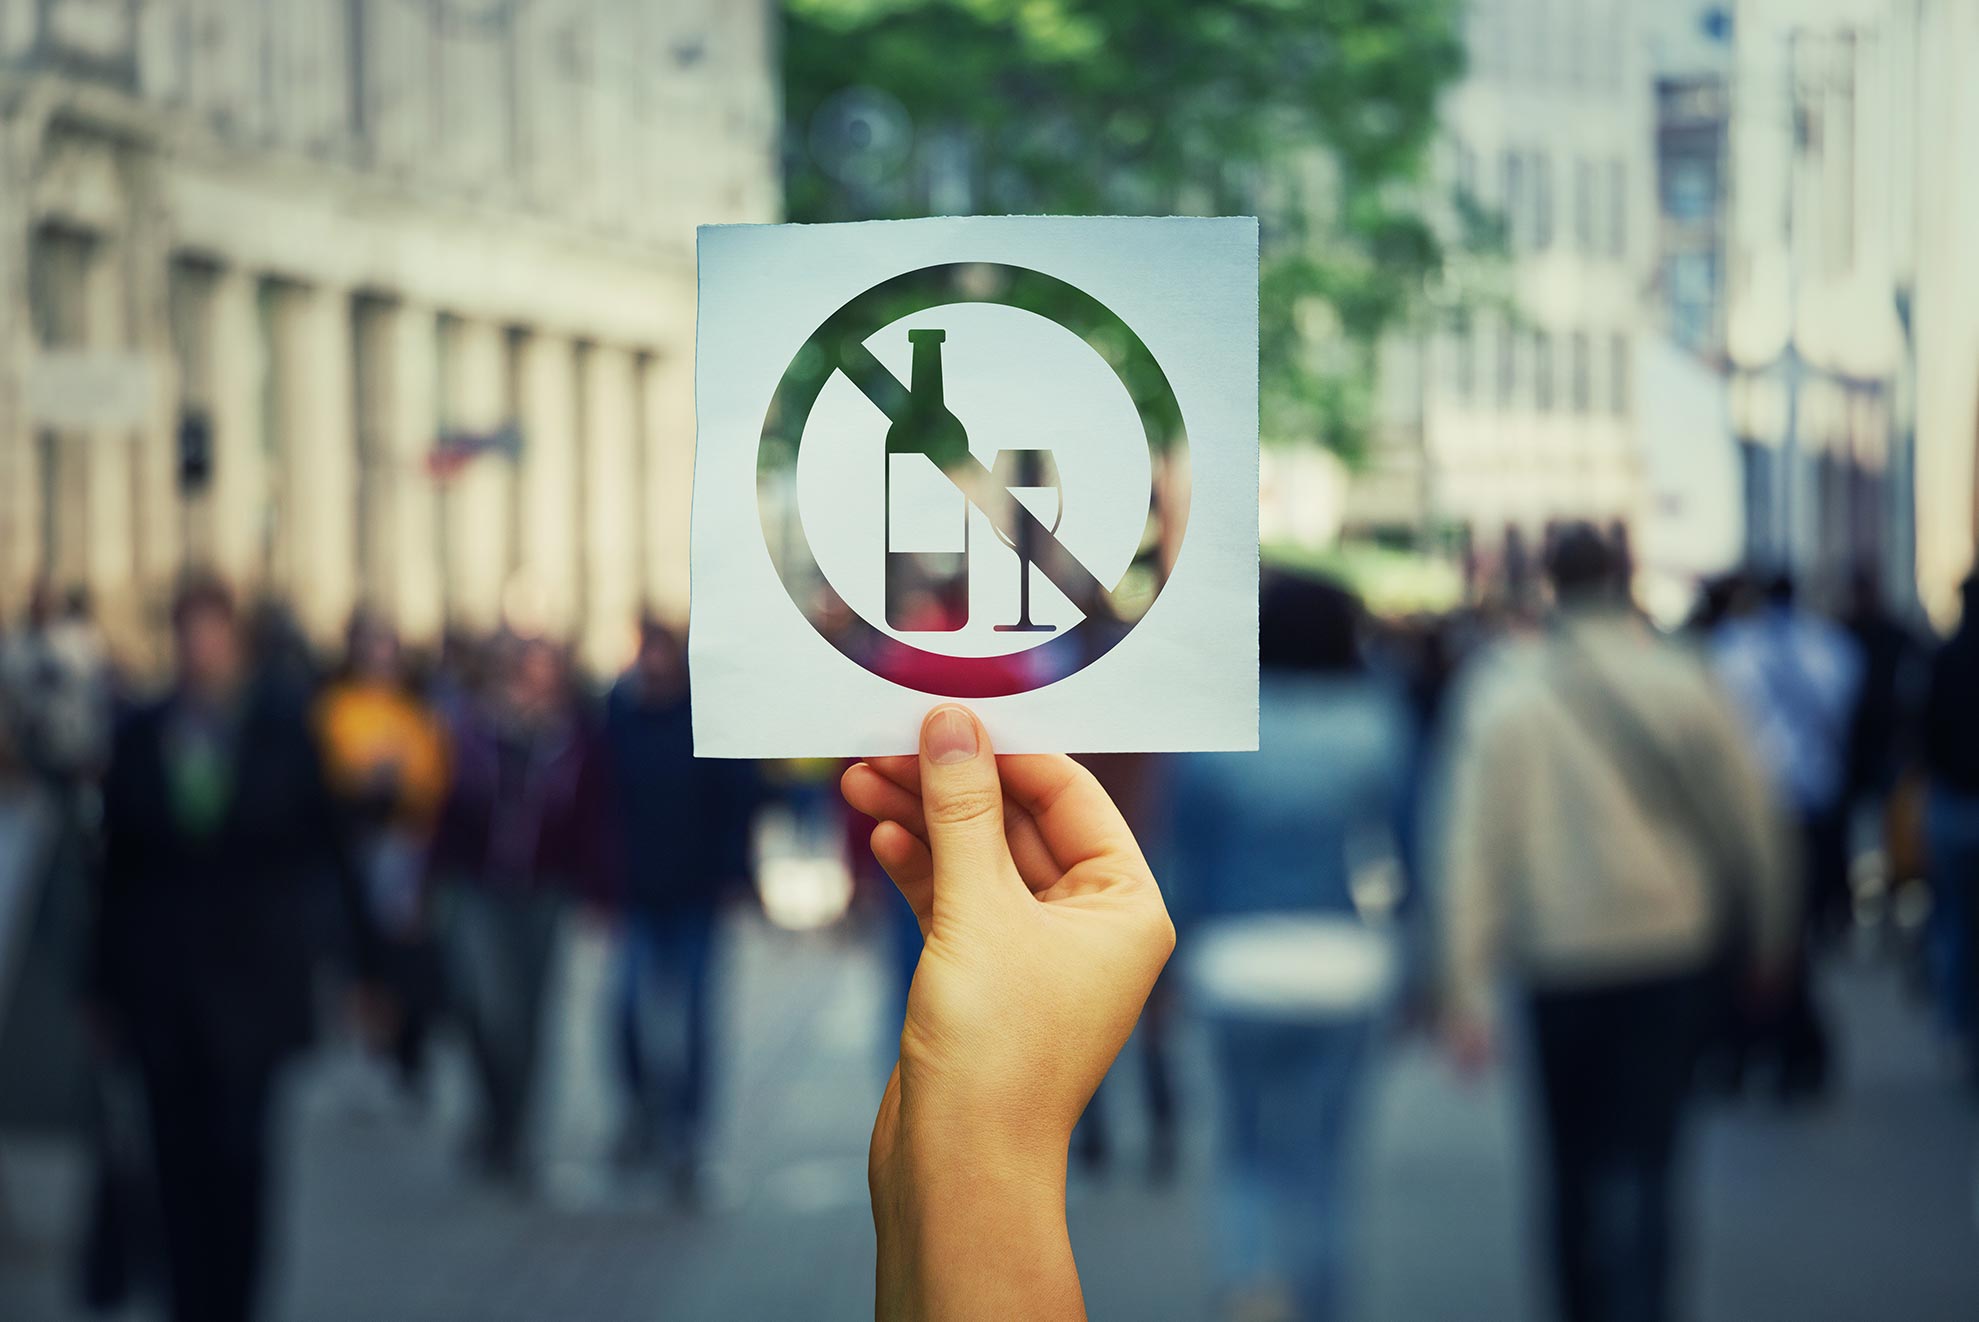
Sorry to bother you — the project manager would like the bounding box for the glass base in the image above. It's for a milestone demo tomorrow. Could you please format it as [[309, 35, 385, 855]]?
[[993, 621, 1057, 633]]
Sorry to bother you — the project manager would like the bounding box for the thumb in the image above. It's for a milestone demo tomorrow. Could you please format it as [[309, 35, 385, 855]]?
[[918, 706, 1016, 910]]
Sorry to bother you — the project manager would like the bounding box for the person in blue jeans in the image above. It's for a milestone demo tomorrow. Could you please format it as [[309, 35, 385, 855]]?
[[1165, 573, 1409, 1320], [603, 620, 757, 1199], [1924, 572, 1979, 1081]]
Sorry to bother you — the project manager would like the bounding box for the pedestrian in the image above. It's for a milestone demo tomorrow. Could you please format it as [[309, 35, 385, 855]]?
[[1922, 571, 1979, 1084], [91, 576, 381, 1322], [316, 611, 450, 1096], [0, 663, 40, 1009], [601, 619, 756, 1198], [1712, 572, 1862, 938], [1436, 524, 1796, 1322], [1164, 573, 1409, 1320], [0, 587, 121, 1304], [0, 583, 114, 793], [0, 582, 113, 988], [1710, 570, 1863, 1094], [427, 635, 609, 1179], [1840, 566, 1924, 813]]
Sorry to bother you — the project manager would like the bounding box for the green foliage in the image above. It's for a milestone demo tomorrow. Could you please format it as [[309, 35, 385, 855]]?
[[783, 0, 1477, 458]]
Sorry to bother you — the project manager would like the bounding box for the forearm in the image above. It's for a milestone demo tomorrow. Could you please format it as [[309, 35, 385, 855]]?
[[873, 1086, 1084, 1321]]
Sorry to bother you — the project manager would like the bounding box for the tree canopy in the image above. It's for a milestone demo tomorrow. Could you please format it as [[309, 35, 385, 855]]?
[[782, 0, 1476, 458]]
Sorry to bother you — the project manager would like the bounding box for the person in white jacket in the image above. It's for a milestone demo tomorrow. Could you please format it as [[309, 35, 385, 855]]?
[[1436, 523, 1796, 1322]]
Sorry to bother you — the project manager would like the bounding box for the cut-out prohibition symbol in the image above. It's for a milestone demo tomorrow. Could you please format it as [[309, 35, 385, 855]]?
[[756, 262, 1191, 698]]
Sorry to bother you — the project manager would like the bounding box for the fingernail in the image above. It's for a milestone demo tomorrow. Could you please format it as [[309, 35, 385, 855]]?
[[924, 706, 978, 765]]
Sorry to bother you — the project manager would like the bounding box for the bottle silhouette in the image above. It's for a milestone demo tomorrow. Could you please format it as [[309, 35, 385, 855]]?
[[885, 328, 970, 631]]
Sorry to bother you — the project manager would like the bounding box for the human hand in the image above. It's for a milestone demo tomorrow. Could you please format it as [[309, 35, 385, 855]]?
[[841, 706, 1174, 1321]]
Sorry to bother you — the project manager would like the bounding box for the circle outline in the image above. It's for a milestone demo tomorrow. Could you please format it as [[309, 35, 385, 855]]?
[[756, 261, 1190, 698]]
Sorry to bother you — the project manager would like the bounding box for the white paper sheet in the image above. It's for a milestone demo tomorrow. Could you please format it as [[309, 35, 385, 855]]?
[[691, 215, 1259, 757]]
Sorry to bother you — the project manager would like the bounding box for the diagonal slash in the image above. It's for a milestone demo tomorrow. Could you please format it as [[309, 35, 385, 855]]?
[[836, 341, 1125, 623]]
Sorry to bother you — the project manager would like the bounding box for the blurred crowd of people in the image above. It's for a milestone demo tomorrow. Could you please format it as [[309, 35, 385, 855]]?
[[1156, 529, 1979, 1322], [0, 528, 1974, 1322], [0, 584, 759, 1322]]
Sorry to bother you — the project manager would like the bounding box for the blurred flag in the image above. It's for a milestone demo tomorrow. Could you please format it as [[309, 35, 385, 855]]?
[[426, 421, 523, 480]]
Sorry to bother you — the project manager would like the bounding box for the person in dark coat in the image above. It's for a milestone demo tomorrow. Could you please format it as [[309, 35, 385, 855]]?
[[92, 577, 377, 1322], [1924, 572, 1979, 1078], [1841, 566, 1924, 809], [603, 619, 756, 1197]]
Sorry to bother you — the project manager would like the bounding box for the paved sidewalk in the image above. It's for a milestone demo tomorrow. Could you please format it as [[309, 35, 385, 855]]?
[[2, 911, 1974, 1320]]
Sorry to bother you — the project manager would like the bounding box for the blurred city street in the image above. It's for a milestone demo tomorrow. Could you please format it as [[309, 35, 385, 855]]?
[[3, 3, 1979, 1320], [4, 907, 1973, 1322]]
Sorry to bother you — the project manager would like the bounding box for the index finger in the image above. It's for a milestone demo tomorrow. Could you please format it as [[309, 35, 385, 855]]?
[[995, 754, 1143, 871]]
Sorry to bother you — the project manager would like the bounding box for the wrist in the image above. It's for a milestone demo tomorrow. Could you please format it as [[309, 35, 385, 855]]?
[[891, 1115, 1067, 1214], [900, 1071, 1070, 1180], [873, 1084, 1079, 1321]]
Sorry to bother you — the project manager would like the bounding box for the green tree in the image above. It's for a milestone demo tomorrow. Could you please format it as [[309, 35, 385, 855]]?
[[783, 0, 1481, 459]]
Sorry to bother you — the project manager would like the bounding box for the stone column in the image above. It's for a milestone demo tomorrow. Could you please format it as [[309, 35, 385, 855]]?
[[129, 201, 182, 629], [79, 234, 136, 633], [513, 330, 579, 639], [33, 232, 89, 596], [441, 317, 511, 634], [205, 267, 268, 593], [0, 112, 31, 613], [641, 340, 694, 623], [578, 344, 638, 673], [380, 301, 444, 643], [271, 282, 357, 643]]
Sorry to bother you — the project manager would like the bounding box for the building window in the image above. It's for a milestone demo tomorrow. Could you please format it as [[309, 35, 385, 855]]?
[[1570, 331, 1591, 412], [1502, 149, 1525, 248], [1609, 331, 1631, 415], [1667, 251, 1718, 352], [1448, 313, 1475, 402], [1533, 329, 1555, 411], [1531, 150, 1554, 250], [1574, 157, 1595, 251], [1497, 319, 1519, 406], [1665, 158, 1715, 221], [1607, 158, 1627, 257]]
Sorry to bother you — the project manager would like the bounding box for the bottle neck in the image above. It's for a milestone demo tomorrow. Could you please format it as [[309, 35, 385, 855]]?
[[909, 338, 946, 411]]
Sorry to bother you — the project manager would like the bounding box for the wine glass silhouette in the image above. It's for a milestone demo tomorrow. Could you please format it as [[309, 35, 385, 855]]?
[[990, 448, 1063, 633]]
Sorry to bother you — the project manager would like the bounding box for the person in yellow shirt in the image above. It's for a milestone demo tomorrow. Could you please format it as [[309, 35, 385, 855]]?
[[316, 612, 449, 1095]]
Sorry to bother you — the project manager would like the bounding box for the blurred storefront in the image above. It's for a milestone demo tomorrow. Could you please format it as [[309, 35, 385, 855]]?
[[1727, 0, 1979, 626], [0, 0, 778, 669]]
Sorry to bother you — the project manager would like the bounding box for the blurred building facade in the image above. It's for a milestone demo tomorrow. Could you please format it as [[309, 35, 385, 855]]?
[[1651, 15, 1733, 363], [1629, 3, 1743, 603], [1349, 0, 1654, 593], [1726, 0, 1979, 624], [0, 0, 778, 667]]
